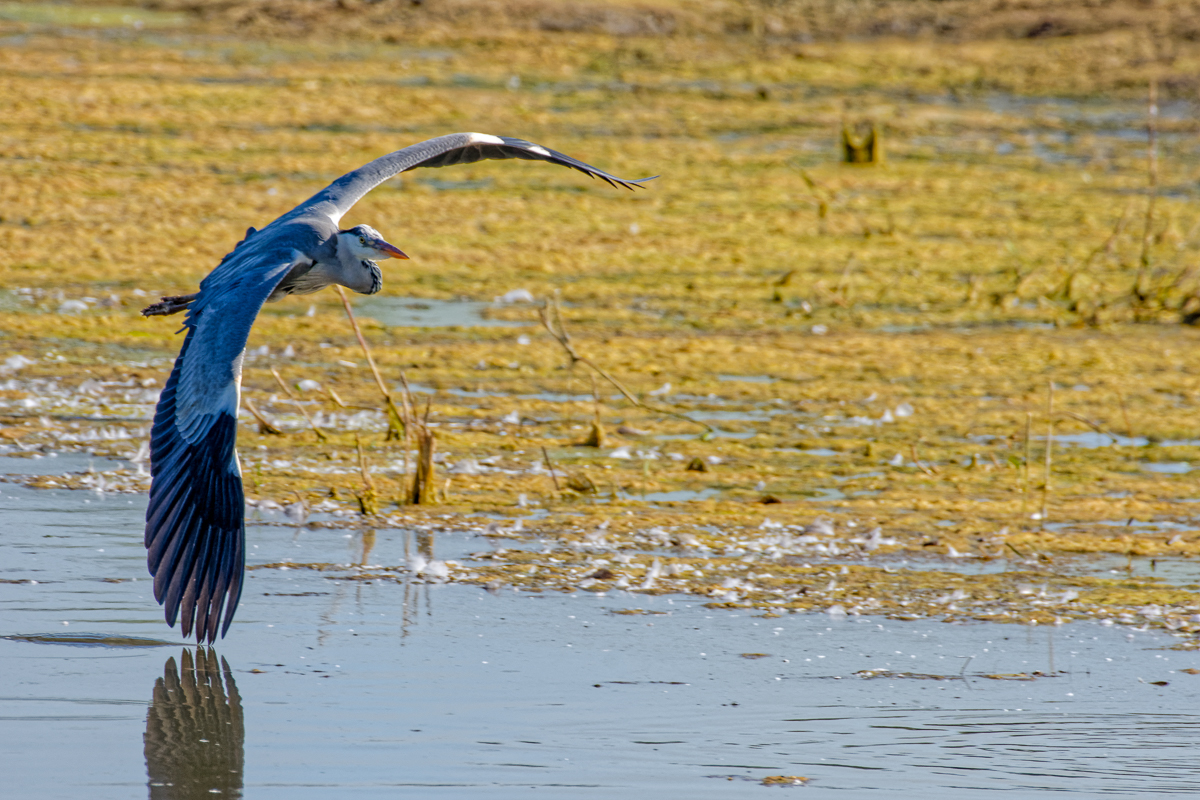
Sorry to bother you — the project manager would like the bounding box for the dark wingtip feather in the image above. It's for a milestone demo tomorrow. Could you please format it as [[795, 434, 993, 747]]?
[[146, 332, 247, 645]]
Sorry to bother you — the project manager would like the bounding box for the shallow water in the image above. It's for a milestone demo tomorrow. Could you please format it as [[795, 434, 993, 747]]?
[[4, 468, 1200, 798], [1083, 553, 1200, 587], [356, 297, 528, 329], [614, 487, 720, 503], [1143, 462, 1192, 474], [0, 449, 125, 475], [1044, 431, 1200, 450], [717, 374, 775, 384]]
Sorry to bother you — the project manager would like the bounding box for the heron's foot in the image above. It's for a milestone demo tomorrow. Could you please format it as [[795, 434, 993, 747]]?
[[141, 293, 198, 317]]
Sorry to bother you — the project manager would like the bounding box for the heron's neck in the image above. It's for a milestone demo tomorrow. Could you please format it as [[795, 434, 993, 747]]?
[[334, 234, 355, 268]]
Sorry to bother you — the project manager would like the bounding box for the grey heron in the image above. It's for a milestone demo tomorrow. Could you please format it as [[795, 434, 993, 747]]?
[[142, 132, 652, 643]]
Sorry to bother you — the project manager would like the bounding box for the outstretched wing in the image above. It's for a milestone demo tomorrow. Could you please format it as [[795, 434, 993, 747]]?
[[146, 236, 310, 644], [285, 132, 655, 225]]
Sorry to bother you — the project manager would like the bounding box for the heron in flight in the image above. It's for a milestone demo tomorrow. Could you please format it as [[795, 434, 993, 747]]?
[[142, 133, 651, 643]]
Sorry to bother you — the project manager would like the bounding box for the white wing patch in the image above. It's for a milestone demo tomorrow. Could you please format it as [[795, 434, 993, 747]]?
[[468, 132, 505, 145], [527, 145, 551, 157]]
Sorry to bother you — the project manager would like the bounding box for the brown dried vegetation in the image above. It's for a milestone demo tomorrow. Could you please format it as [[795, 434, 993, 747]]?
[[3, 0, 1200, 639]]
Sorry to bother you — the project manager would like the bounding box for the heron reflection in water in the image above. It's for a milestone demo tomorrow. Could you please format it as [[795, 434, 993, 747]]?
[[144, 649, 244, 799]]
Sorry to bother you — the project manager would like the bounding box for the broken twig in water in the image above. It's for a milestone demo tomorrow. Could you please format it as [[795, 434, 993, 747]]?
[[1117, 388, 1133, 439], [541, 446, 561, 491], [242, 397, 283, 435], [909, 443, 936, 476], [1059, 410, 1121, 444], [538, 294, 713, 435], [270, 367, 327, 442]]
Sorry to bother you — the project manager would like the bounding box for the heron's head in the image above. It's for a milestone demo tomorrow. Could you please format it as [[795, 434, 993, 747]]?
[[337, 224, 408, 262]]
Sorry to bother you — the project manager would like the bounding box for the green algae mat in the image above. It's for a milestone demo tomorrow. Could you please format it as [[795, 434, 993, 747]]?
[[4, 1, 1200, 643]]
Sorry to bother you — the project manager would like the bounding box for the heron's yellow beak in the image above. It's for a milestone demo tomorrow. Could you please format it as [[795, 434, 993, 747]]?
[[376, 241, 409, 260]]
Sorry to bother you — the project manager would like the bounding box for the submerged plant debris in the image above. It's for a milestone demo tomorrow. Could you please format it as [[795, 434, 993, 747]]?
[[4, 1, 1200, 644]]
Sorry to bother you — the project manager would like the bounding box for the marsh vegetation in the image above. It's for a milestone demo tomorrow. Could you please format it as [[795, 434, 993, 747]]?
[[4, 0, 1200, 640]]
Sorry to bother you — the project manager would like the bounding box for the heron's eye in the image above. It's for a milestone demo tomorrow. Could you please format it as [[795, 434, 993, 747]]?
[[359, 236, 366, 245]]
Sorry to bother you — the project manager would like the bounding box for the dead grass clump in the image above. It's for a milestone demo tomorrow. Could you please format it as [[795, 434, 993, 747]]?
[[408, 405, 437, 505]]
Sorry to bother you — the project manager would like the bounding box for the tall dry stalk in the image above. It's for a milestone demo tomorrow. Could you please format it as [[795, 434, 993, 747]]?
[[1041, 382, 1055, 527], [1139, 78, 1160, 276], [334, 285, 405, 441], [1022, 412, 1032, 519], [355, 434, 379, 516], [395, 371, 415, 487], [1133, 78, 1160, 312], [541, 446, 561, 491], [1117, 388, 1133, 439], [582, 371, 607, 447], [408, 399, 437, 505]]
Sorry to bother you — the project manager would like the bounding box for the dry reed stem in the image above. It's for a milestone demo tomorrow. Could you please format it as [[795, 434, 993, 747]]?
[[1059, 410, 1120, 444], [1022, 412, 1032, 518], [396, 370, 415, 485], [582, 371, 607, 447], [1139, 78, 1160, 277], [242, 397, 283, 435], [1117, 389, 1133, 438], [834, 254, 857, 306], [541, 446, 561, 491], [538, 294, 713, 435], [794, 168, 831, 233], [909, 442, 936, 476], [334, 285, 404, 441], [1080, 198, 1136, 272], [1041, 381, 1055, 527], [270, 367, 326, 442], [325, 387, 347, 408], [409, 400, 437, 505], [355, 434, 379, 516]]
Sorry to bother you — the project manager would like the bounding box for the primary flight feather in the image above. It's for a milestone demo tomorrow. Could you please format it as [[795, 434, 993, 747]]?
[[142, 133, 652, 643]]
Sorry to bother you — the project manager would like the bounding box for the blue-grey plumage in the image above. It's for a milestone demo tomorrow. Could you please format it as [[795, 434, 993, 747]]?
[[143, 133, 654, 643]]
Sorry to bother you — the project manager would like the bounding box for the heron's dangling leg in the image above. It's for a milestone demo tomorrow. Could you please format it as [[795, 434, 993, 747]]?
[[141, 293, 198, 317]]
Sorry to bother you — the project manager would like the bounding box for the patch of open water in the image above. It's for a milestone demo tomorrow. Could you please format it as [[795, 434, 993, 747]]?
[[614, 488, 720, 503], [717, 374, 775, 384], [856, 552, 1200, 586], [0, 450, 125, 475], [1143, 462, 1192, 474], [656, 429, 758, 441], [4, 467, 1200, 797], [356, 297, 529, 329]]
